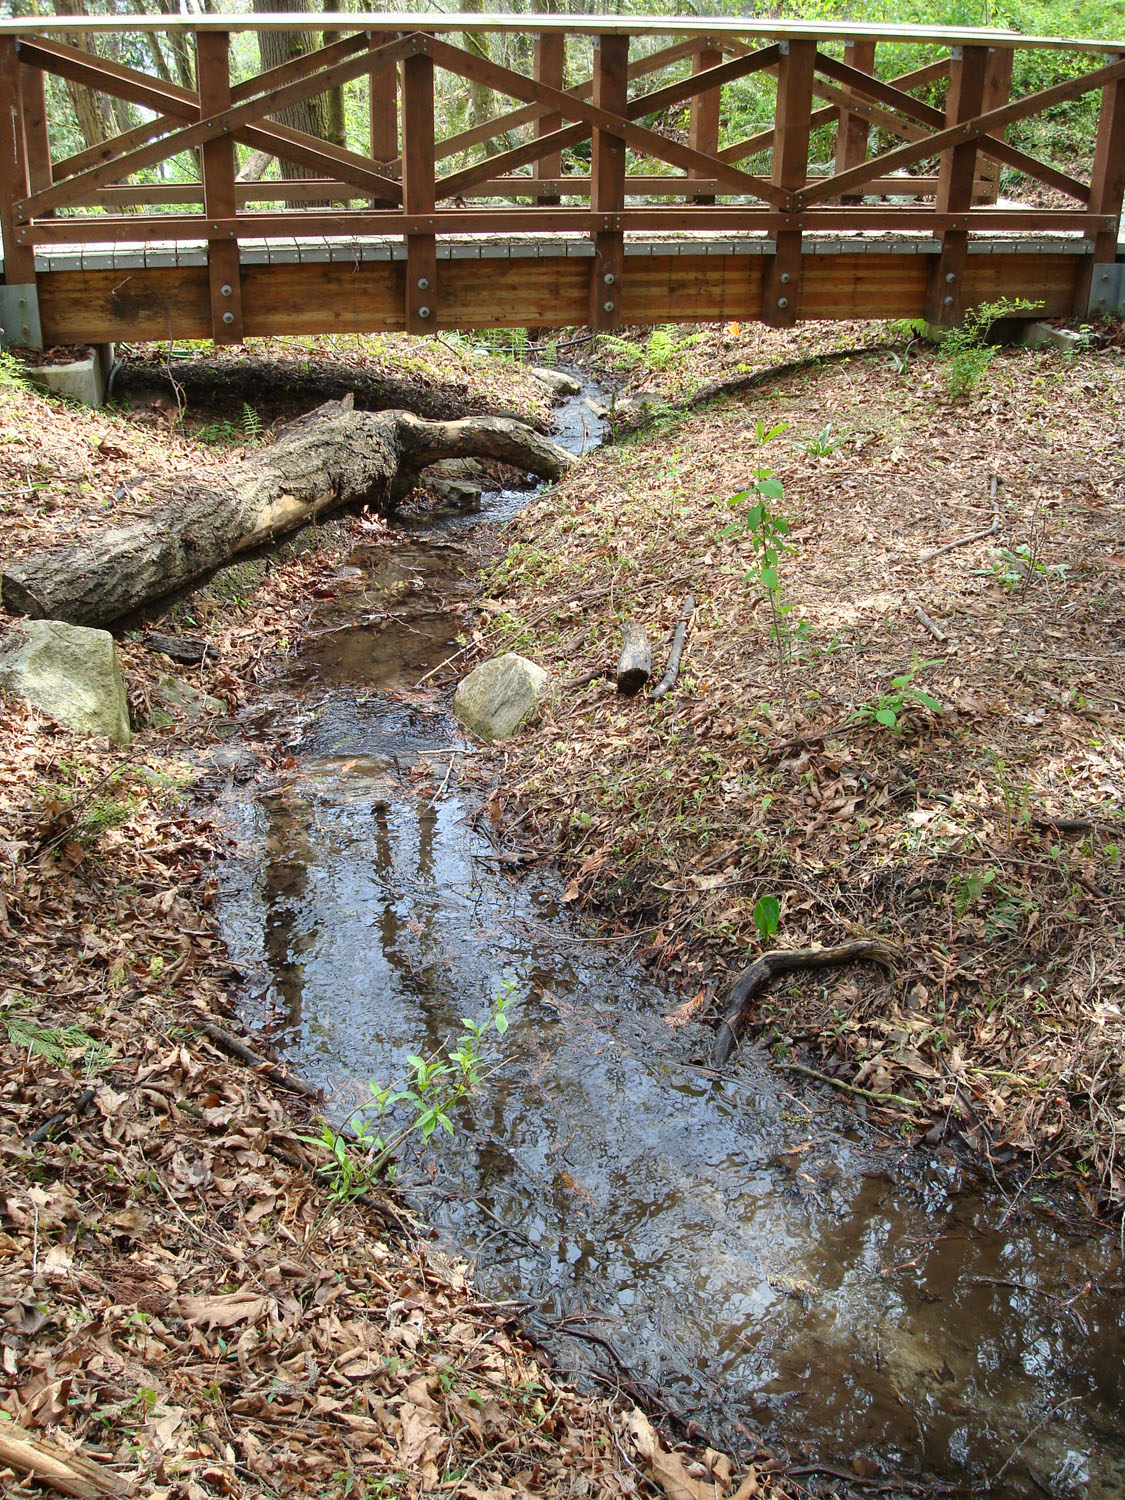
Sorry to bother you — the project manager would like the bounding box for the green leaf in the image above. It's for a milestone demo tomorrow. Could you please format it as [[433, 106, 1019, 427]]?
[[752, 895, 781, 942], [760, 566, 779, 592], [875, 707, 898, 727], [758, 477, 784, 500], [494, 1012, 509, 1035], [911, 691, 943, 712]]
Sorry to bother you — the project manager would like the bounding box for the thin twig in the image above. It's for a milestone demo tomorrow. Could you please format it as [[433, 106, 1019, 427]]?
[[920, 472, 1001, 562]]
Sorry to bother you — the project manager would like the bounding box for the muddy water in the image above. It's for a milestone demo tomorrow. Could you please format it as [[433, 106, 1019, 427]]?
[[215, 381, 1124, 1498]]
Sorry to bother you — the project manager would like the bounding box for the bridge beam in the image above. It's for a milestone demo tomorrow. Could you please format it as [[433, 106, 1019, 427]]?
[[590, 34, 627, 332], [764, 39, 816, 329], [197, 31, 243, 346], [403, 41, 437, 335], [1076, 68, 1125, 316], [835, 39, 875, 206], [926, 44, 988, 327]]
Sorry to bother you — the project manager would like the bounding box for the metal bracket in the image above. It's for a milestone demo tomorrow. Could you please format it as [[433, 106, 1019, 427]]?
[[0, 283, 43, 349], [1089, 261, 1125, 317]]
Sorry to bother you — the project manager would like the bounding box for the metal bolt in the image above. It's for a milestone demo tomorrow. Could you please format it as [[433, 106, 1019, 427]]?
[[220, 283, 233, 296], [418, 305, 431, 318], [417, 276, 429, 290], [603, 272, 615, 285], [603, 301, 615, 313], [777, 297, 789, 309], [222, 311, 235, 324], [944, 295, 954, 306], [945, 271, 956, 283], [779, 272, 791, 284]]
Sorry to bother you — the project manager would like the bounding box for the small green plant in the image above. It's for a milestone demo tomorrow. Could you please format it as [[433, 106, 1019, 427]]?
[[852, 655, 944, 731], [938, 297, 1043, 399], [2, 1001, 110, 1077], [800, 420, 847, 457], [303, 983, 513, 1201], [241, 403, 263, 441], [752, 895, 781, 942], [718, 419, 808, 669]]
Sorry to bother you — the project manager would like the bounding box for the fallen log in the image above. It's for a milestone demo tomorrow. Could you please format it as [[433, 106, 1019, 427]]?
[[0, 1422, 135, 1498], [616, 622, 652, 696], [1, 399, 571, 627], [650, 592, 694, 702], [712, 938, 899, 1067], [142, 629, 220, 666]]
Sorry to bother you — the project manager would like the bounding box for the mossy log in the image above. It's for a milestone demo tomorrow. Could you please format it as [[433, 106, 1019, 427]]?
[[1, 399, 571, 627]]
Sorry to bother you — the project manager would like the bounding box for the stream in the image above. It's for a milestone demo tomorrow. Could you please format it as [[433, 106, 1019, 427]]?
[[212, 379, 1124, 1498]]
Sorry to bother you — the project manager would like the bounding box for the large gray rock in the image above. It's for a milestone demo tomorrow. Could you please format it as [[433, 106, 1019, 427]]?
[[453, 653, 548, 742], [529, 365, 582, 398], [0, 619, 131, 745]]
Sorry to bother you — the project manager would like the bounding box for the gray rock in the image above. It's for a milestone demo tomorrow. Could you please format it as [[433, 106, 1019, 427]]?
[[453, 653, 548, 742], [0, 619, 131, 745], [154, 675, 229, 722], [1020, 321, 1085, 353], [428, 477, 483, 509], [529, 365, 582, 398]]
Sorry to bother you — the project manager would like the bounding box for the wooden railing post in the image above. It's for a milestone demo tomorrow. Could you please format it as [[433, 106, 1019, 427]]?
[[590, 34, 628, 332], [402, 38, 436, 334], [763, 38, 816, 329], [1077, 66, 1125, 315], [196, 30, 243, 346], [370, 41, 398, 166], [973, 47, 1013, 205], [0, 36, 38, 301], [689, 37, 722, 205], [533, 33, 564, 206], [925, 44, 988, 328], [835, 38, 874, 205]]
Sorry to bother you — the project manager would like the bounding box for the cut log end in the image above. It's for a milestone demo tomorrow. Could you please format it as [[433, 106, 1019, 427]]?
[[616, 622, 652, 696]]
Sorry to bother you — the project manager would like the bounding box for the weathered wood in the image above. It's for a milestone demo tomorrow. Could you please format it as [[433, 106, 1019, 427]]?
[[590, 33, 627, 330], [616, 622, 652, 696], [0, 38, 36, 284], [1, 402, 572, 626], [0, 1422, 135, 1499], [689, 44, 722, 204], [650, 593, 694, 702], [926, 44, 988, 325], [1076, 74, 1125, 313], [197, 30, 242, 346], [369, 41, 398, 164], [835, 39, 875, 205], [973, 46, 1013, 203], [143, 630, 220, 666], [533, 32, 564, 205], [764, 38, 816, 328], [402, 46, 437, 334], [19, 62, 52, 197]]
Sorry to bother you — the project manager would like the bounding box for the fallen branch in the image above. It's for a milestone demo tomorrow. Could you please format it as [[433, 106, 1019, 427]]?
[[194, 1017, 321, 1101], [650, 593, 694, 702], [920, 472, 1001, 563], [911, 601, 949, 643], [667, 343, 896, 419], [25, 1085, 96, 1145], [0, 1423, 135, 1498], [142, 630, 220, 666], [712, 939, 899, 1067], [777, 1061, 924, 1112], [2, 399, 572, 626]]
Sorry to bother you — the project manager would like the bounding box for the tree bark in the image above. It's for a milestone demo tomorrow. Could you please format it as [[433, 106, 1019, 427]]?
[[1, 402, 571, 628], [616, 622, 651, 696], [253, 0, 345, 189]]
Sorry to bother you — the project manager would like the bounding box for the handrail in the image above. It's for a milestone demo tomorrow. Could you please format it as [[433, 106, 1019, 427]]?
[[0, 14, 1120, 53]]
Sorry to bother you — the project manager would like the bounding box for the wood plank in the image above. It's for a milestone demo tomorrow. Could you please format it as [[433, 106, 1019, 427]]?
[[973, 46, 1012, 203], [0, 37, 35, 284], [38, 266, 212, 343], [197, 30, 243, 344], [19, 63, 52, 198], [618, 253, 765, 322], [402, 47, 436, 333], [926, 44, 987, 325], [835, 39, 875, 205], [370, 45, 398, 164], [689, 44, 723, 204], [1074, 75, 1125, 312], [533, 32, 564, 206], [440, 257, 588, 328], [764, 39, 816, 328], [590, 34, 628, 329], [963, 252, 1079, 316]]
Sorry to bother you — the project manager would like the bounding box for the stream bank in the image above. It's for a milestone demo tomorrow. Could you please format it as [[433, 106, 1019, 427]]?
[[208, 366, 1125, 1498]]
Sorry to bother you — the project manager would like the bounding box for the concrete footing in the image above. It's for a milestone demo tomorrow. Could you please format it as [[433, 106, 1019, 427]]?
[[24, 343, 116, 408]]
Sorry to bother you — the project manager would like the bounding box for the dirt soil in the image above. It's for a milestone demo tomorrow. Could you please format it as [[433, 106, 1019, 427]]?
[[0, 339, 779, 1500], [463, 316, 1125, 1213]]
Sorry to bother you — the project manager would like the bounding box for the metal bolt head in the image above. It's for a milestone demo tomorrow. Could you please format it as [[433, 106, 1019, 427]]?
[[777, 297, 789, 309], [779, 272, 791, 285], [944, 295, 954, 306], [603, 301, 615, 313], [417, 276, 429, 290], [418, 305, 431, 319], [603, 272, 615, 285], [220, 283, 233, 297], [222, 311, 235, 324], [945, 271, 956, 283]]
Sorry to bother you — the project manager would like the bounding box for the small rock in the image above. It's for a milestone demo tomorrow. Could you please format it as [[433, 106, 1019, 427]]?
[[453, 653, 548, 742], [582, 396, 609, 420], [428, 477, 483, 509], [0, 619, 131, 745], [529, 365, 582, 398]]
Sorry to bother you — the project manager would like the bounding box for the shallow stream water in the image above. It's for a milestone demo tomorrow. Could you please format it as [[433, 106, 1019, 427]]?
[[214, 380, 1124, 1498]]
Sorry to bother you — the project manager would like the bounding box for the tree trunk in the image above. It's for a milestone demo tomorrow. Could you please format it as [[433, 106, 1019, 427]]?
[[1, 403, 571, 627], [253, 0, 345, 187], [49, 0, 120, 151]]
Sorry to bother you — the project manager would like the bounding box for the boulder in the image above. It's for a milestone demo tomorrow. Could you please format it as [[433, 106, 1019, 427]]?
[[453, 653, 548, 742], [0, 619, 131, 745], [529, 365, 582, 398]]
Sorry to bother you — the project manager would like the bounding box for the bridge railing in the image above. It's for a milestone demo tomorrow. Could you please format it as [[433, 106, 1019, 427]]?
[[0, 13, 1122, 342]]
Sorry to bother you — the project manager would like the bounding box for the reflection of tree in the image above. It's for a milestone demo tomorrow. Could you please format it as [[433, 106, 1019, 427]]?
[[262, 787, 315, 1037]]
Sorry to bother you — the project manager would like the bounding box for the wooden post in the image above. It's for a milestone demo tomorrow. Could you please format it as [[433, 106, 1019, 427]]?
[[533, 33, 564, 206], [1075, 68, 1125, 315], [370, 43, 398, 165], [763, 38, 816, 329], [835, 38, 874, 205], [973, 47, 1012, 205], [19, 64, 52, 198], [402, 40, 436, 334], [925, 44, 987, 328], [196, 30, 243, 345], [689, 40, 722, 205], [590, 34, 627, 332], [0, 37, 37, 289]]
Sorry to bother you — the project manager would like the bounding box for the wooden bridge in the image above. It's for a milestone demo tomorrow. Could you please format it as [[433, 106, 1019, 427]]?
[[1, 12, 1123, 349]]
